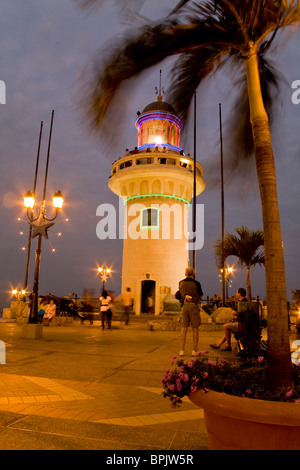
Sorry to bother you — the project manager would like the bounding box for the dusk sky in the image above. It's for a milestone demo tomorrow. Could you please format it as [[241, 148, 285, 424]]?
[[0, 0, 299, 310]]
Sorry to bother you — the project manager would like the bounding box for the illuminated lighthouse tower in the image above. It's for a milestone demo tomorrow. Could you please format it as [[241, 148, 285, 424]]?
[[109, 92, 205, 315]]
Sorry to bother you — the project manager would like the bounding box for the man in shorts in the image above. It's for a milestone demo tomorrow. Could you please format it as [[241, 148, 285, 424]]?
[[210, 287, 247, 351], [177, 267, 203, 356]]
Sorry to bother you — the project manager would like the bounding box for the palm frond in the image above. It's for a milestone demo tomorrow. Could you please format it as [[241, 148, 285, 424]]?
[[79, 13, 236, 133], [214, 226, 264, 269], [76, 0, 300, 170], [251, 253, 265, 266], [166, 46, 231, 123], [169, 0, 192, 16]]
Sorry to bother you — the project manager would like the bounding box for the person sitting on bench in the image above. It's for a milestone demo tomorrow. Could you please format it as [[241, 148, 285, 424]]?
[[210, 288, 247, 351]]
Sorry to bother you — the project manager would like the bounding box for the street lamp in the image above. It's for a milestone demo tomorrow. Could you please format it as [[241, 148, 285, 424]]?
[[11, 288, 18, 298], [219, 266, 233, 299], [98, 266, 111, 291], [21, 110, 65, 324], [24, 189, 64, 323], [11, 288, 26, 300]]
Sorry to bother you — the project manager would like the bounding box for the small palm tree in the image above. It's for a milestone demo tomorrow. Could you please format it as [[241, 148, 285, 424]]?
[[77, 0, 300, 389], [215, 226, 265, 301]]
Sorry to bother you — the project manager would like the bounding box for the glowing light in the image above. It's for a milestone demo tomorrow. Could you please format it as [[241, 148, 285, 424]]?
[[154, 136, 163, 144], [98, 266, 112, 277], [52, 190, 64, 209], [23, 190, 35, 210]]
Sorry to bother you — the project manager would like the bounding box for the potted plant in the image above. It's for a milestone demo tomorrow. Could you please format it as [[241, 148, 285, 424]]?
[[162, 352, 300, 450]]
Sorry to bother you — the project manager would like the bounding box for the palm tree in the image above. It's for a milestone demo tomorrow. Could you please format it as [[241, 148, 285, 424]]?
[[215, 226, 265, 301], [78, 0, 300, 389]]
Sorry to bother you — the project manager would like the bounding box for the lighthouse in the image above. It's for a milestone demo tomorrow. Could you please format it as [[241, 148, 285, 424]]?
[[109, 93, 205, 315]]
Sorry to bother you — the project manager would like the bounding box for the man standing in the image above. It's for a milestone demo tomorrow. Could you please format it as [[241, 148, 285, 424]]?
[[177, 267, 203, 356], [122, 287, 133, 325]]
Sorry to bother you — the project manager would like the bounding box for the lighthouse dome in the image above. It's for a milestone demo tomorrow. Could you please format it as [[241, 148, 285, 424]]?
[[141, 97, 178, 116]]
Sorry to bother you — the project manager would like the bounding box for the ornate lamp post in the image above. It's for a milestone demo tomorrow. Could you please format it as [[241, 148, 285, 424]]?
[[219, 266, 233, 299], [24, 189, 64, 323], [97, 266, 111, 291], [21, 110, 65, 324]]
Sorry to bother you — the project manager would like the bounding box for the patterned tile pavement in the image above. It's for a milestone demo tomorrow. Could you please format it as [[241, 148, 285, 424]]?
[[0, 319, 235, 449]]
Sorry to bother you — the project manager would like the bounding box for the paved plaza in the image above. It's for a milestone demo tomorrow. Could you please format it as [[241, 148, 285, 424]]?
[[0, 317, 235, 451], [1, 317, 296, 452]]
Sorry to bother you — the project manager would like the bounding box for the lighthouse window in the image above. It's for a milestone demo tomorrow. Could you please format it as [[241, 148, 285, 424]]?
[[141, 208, 159, 228], [136, 157, 153, 165], [120, 160, 132, 169]]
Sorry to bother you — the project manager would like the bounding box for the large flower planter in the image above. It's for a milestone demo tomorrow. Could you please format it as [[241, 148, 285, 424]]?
[[189, 389, 300, 450]]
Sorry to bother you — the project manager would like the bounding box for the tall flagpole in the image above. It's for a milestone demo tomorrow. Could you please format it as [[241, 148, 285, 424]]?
[[219, 103, 225, 306], [23, 121, 43, 292], [30, 111, 55, 323], [192, 92, 197, 271]]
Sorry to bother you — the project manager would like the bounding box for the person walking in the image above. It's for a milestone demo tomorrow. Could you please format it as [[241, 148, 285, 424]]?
[[176, 267, 203, 356], [99, 290, 112, 329], [122, 287, 133, 325]]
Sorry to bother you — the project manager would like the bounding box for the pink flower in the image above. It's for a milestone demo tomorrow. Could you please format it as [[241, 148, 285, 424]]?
[[203, 372, 208, 378], [286, 389, 294, 398], [176, 379, 182, 391], [187, 359, 196, 367], [257, 356, 264, 363]]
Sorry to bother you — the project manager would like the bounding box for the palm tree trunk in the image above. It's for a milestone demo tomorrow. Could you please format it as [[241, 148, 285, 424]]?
[[246, 48, 293, 390], [246, 266, 251, 301]]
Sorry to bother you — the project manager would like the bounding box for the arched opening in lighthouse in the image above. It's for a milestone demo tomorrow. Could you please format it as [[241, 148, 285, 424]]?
[[141, 280, 156, 314]]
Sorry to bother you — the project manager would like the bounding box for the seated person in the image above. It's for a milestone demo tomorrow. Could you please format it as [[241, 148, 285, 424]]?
[[210, 288, 247, 351], [37, 299, 47, 323], [43, 299, 57, 326]]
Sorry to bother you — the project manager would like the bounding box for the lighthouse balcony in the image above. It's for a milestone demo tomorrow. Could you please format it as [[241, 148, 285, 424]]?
[[110, 149, 203, 178]]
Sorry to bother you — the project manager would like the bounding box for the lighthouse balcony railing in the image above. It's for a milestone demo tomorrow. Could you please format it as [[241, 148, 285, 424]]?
[[111, 152, 202, 177]]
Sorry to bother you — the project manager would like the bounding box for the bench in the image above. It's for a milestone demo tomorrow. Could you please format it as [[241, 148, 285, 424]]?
[[237, 337, 268, 360]]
